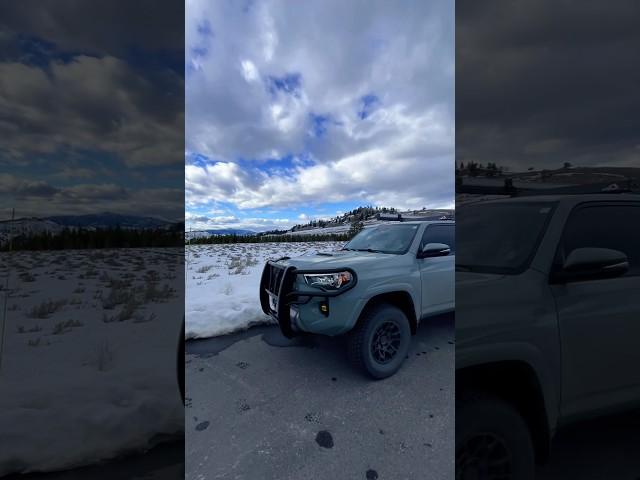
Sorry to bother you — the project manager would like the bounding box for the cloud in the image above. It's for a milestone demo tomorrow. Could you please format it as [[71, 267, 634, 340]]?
[[51, 168, 97, 179], [185, 210, 292, 232], [456, 0, 640, 170], [0, 1, 184, 58], [0, 174, 182, 220], [0, 2, 185, 220], [0, 56, 183, 167], [186, 0, 454, 218]]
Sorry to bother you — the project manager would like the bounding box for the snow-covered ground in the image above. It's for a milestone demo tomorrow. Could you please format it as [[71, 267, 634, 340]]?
[[185, 241, 345, 339], [286, 224, 351, 236], [0, 248, 184, 475]]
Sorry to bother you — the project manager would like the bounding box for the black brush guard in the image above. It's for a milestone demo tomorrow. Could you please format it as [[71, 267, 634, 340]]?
[[259, 260, 357, 338]]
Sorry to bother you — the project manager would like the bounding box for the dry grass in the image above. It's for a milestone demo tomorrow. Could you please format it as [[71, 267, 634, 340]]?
[[52, 319, 84, 335], [28, 299, 68, 319], [102, 280, 135, 310], [96, 340, 114, 372], [102, 297, 139, 323], [27, 337, 49, 347], [19, 272, 36, 282], [16, 324, 42, 334]]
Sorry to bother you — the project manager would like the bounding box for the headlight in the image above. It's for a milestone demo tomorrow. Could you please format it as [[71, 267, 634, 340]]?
[[303, 271, 353, 290]]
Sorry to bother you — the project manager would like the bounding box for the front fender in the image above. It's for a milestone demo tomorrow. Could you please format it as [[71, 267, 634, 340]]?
[[457, 341, 560, 434]]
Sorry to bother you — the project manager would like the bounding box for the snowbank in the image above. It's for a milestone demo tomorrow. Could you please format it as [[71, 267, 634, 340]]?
[[0, 248, 184, 475]]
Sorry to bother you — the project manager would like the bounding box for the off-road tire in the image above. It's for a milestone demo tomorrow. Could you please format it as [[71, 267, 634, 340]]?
[[456, 391, 535, 480], [347, 303, 411, 379]]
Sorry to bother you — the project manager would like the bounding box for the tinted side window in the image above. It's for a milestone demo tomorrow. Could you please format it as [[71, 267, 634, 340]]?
[[420, 224, 455, 253], [559, 204, 640, 276]]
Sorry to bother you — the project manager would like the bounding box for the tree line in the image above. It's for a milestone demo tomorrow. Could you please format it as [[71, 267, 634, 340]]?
[[188, 232, 353, 245], [1, 226, 183, 251]]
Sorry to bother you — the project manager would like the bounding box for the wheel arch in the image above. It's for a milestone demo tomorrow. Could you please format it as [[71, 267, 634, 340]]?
[[354, 291, 418, 334], [457, 360, 552, 464]]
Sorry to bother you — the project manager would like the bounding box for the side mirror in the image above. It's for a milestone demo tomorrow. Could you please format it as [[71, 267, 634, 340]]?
[[420, 242, 451, 258], [554, 247, 629, 283]]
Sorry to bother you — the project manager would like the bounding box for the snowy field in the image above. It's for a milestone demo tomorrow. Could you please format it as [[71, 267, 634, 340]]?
[[0, 248, 184, 475], [186, 241, 345, 339]]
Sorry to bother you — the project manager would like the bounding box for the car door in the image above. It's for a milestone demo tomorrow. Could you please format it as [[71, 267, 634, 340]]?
[[550, 202, 640, 420], [418, 223, 455, 317]]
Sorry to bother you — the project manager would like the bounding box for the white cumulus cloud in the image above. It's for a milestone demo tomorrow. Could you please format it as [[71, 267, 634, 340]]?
[[186, 0, 454, 219]]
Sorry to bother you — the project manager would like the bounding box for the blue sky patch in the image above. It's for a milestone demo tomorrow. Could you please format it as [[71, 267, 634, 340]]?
[[185, 2, 455, 231], [267, 73, 302, 97], [190, 46, 208, 58], [358, 93, 380, 119], [309, 113, 330, 137], [197, 20, 213, 36]]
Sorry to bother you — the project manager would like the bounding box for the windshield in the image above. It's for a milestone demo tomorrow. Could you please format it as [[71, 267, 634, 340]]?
[[456, 202, 556, 274], [344, 224, 420, 254]]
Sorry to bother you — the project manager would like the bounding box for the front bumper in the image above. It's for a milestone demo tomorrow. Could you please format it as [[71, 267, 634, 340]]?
[[259, 260, 357, 338]]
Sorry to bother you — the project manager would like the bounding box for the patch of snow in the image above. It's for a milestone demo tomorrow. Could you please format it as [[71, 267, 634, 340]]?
[[286, 225, 352, 236], [0, 248, 184, 475]]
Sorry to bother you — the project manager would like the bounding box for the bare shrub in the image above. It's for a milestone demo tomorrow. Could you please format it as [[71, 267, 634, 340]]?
[[144, 270, 160, 282], [103, 297, 139, 322], [228, 256, 243, 270], [118, 299, 139, 321], [27, 337, 42, 347], [96, 340, 114, 372], [196, 265, 214, 274], [102, 281, 136, 309], [19, 272, 36, 282], [133, 312, 157, 323], [28, 299, 67, 319], [246, 256, 258, 267], [104, 257, 122, 267], [52, 319, 84, 335], [144, 282, 176, 303], [82, 266, 99, 279]]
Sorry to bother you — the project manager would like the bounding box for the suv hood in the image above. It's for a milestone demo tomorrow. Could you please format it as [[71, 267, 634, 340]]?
[[274, 250, 399, 270]]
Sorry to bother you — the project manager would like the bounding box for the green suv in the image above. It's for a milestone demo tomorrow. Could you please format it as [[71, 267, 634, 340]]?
[[260, 221, 455, 378]]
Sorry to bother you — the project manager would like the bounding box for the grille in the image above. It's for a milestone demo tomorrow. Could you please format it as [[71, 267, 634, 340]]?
[[266, 262, 285, 296]]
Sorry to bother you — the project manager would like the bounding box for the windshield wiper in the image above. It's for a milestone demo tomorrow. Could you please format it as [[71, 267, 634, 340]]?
[[353, 248, 387, 253]]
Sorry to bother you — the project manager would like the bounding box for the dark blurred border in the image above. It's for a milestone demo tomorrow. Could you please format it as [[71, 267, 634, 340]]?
[[0, 1, 184, 478]]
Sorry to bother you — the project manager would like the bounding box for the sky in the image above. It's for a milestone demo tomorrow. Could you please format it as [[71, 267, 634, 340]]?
[[185, 0, 454, 232], [456, 0, 640, 173], [0, 1, 184, 221]]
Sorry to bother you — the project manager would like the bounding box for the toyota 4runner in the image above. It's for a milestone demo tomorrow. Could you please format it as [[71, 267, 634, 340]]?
[[259, 221, 455, 379], [455, 194, 640, 479]]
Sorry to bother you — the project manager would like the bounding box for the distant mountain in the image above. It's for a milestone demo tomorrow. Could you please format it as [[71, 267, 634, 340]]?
[[186, 229, 255, 240], [45, 212, 175, 230], [287, 208, 454, 235], [0, 217, 64, 238], [0, 213, 182, 247]]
